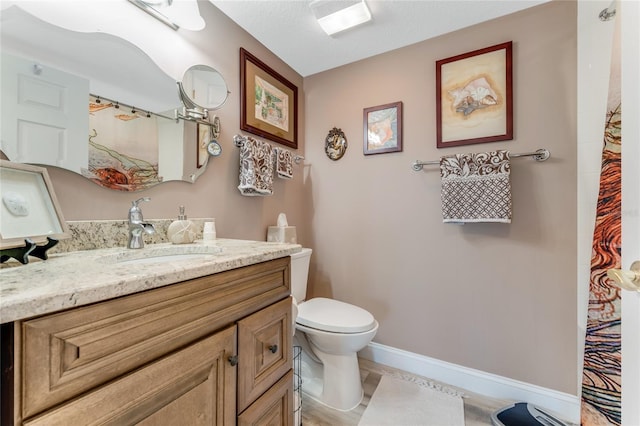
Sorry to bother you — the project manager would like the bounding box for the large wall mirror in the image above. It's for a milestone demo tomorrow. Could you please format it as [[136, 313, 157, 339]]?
[[0, 6, 228, 191]]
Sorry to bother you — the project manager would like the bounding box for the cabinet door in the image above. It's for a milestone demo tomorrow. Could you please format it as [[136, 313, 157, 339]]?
[[237, 297, 292, 412], [238, 370, 294, 426], [23, 326, 237, 426]]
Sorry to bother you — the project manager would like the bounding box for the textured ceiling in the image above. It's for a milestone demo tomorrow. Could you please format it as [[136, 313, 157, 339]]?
[[208, 0, 550, 77]]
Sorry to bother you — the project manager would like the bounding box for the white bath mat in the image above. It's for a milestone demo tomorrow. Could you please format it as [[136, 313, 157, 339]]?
[[358, 375, 465, 426]]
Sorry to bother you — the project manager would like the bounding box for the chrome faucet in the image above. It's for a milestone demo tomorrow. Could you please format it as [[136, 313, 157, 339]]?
[[128, 197, 155, 249]]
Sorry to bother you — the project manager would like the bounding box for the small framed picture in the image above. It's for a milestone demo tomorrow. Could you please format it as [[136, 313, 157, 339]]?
[[436, 41, 513, 148], [363, 101, 402, 155], [0, 160, 70, 249]]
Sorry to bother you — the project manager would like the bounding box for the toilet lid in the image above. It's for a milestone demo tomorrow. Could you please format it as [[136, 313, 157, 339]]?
[[296, 298, 376, 333]]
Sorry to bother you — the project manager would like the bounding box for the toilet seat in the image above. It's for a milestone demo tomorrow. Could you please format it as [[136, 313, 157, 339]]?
[[296, 297, 376, 333]]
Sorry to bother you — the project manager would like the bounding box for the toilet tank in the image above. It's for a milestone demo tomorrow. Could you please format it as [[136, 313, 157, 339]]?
[[290, 248, 312, 302]]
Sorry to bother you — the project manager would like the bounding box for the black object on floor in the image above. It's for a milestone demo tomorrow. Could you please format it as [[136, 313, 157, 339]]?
[[491, 402, 569, 426]]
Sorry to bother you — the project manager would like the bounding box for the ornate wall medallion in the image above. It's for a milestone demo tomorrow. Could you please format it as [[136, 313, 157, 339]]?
[[324, 127, 347, 161]]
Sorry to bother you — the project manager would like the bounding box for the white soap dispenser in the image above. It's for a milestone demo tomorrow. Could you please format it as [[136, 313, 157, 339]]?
[[167, 205, 196, 244]]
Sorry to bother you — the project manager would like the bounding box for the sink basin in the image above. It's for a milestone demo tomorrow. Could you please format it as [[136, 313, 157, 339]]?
[[100, 245, 223, 265]]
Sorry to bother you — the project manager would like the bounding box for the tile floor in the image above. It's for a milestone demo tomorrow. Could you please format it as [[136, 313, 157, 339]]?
[[300, 358, 510, 426]]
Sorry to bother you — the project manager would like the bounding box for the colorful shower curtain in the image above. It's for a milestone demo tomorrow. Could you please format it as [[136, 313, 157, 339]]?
[[580, 8, 622, 426]]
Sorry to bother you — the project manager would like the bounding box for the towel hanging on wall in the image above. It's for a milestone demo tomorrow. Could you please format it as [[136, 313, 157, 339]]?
[[440, 150, 512, 223], [238, 136, 274, 196], [275, 147, 294, 179]]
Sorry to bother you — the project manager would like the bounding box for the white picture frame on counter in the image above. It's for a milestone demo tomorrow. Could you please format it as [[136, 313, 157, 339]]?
[[0, 160, 70, 249]]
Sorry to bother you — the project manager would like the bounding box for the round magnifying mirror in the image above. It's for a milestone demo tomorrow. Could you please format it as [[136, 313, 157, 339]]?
[[178, 65, 229, 117]]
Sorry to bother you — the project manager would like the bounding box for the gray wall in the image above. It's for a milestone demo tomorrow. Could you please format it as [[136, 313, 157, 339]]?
[[303, 1, 577, 394]]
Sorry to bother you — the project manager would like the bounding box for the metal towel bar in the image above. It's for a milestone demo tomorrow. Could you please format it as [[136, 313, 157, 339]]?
[[411, 148, 550, 171]]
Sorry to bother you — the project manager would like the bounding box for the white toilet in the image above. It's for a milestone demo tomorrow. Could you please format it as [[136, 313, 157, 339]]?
[[290, 248, 378, 411]]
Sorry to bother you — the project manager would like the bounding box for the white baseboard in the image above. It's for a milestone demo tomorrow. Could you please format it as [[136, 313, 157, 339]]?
[[359, 342, 580, 424]]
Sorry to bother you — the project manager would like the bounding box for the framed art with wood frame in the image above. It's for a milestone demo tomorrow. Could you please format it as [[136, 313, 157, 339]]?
[[363, 101, 403, 155], [436, 41, 513, 148], [240, 48, 298, 149]]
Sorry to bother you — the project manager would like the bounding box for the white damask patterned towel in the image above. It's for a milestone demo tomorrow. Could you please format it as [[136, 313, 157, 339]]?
[[275, 147, 293, 179], [238, 136, 274, 196], [440, 150, 511, 223]]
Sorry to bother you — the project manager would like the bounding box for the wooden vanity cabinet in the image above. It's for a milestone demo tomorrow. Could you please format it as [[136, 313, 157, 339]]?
[[2, 257, 294, 425]]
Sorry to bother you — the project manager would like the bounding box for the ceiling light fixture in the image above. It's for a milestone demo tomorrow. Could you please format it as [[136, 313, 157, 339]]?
[[128, 0, 205, 31], [310, 0, 372, 36]]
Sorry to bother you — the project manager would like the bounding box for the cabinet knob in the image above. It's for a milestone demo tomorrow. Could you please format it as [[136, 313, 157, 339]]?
[[228, 355, 238, 366], [268, 345, 278, 354]]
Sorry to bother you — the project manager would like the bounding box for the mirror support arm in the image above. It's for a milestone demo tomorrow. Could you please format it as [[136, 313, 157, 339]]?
[[176, 81, 210, 121], [174, 109, 215, 127]]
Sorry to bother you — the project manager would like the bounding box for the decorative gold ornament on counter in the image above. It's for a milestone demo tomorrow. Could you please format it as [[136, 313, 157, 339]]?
[[324, 127, 347, 161]]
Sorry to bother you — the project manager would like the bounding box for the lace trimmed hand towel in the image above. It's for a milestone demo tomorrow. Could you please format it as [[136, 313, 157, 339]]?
[[238, 136, 274, 196], [440, 150, 512, 223], [275, 147, 293, 179]]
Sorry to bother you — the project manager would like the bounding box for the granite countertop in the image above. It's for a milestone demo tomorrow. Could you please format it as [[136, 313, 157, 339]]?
[[0, 239, 301, 324]]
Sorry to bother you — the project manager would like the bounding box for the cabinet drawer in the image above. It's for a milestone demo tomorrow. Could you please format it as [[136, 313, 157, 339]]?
[[237, 297, 292, 412], [19, 257, 289, 419], [238, 369, 294, 426], [24, 326, 237, 426]]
